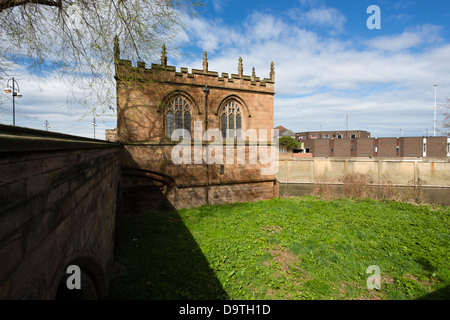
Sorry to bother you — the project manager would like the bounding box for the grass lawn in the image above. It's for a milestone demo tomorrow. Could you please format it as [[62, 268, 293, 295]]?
[[108, 196, 450, 300]]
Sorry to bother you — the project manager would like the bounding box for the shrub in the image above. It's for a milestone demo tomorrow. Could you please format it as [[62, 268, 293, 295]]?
[[340, 173, 372, 199], [312, 176, 337, 199]]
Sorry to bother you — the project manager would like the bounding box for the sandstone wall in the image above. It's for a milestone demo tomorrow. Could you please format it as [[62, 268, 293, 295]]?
[[0, 125, 121, 299]]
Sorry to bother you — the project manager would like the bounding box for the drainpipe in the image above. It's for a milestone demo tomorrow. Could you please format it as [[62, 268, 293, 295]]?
[[203, 84, 210, 205]]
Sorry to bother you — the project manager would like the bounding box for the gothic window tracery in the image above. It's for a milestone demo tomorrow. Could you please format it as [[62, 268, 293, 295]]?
[[220, 100, 242, 138], [166, 96, 191, 138]]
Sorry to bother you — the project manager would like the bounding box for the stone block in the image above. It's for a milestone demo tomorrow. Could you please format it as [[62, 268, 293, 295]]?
[[0, 234, 23, 284], [0, 180, 26, 210], [0, 159, 42, 185]]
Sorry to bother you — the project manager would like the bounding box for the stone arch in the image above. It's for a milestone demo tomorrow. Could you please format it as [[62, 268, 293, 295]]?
[[215, 95, 251, 118], [160, 90, 199, 139], [158, 90, 200, 115], [122, 168, 176, 189], [121, 168, 177, 213], [216, 95, 251, 136]]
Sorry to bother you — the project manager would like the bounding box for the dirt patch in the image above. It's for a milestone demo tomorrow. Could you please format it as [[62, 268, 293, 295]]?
[[261, 226, 284, 235], [264, 245, 307, 280], [382, 276, 394, 285], [405, 274, 436, 287], [338, 281, 385, 300], [338, 275, 400, 300], [268, 245, 297, 273]]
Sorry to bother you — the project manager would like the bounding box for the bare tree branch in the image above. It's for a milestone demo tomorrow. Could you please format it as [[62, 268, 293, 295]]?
[[0, 0, 203, 117], [0, 0, 62, 12], [439, 98, 450, 135]]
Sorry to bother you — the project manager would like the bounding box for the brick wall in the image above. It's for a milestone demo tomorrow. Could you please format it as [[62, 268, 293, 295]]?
[[376, 138, 398, 157], [0, 125, 121, 299], [296, 130, 370, 140], [308, 139, 330, 157], [333, 139, 352, 157], [400, 137, 423, 157], [355, 138, 375, 157], [424, 137, 447, 157]]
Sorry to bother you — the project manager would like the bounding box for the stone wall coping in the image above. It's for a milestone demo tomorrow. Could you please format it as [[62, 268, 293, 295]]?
[[281, 157, 450, 162], [0, 124, 120, 153]]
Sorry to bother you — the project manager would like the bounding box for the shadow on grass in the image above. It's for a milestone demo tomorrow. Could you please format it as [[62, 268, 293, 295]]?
[[417, 285, 450, 300], [108, 185, 228, 300]]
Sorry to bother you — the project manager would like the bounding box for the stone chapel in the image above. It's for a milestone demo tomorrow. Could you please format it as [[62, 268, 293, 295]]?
[[114, 39, 279, 209]]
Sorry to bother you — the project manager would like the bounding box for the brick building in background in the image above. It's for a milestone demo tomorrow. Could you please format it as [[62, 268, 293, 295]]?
[[296, 130, 370, 141], [295, 128, 449, 158]]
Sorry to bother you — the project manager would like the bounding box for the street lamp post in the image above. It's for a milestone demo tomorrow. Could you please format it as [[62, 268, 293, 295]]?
[[43, 120, 51, 131], [433, 84, 439, 137], [92, 118, 97, 139], [202, 84, 210, 205], [3, 77, 22, 126]]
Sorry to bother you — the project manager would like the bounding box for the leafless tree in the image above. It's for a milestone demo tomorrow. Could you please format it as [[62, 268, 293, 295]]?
[[440, 98, 449, 136], [0, 0, 202, 117]]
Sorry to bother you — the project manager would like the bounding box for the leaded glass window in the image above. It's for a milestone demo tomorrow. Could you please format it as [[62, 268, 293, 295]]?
[[166, 96, 191, 138], [236, 114, 241, 138], [175, 111, 182, 130], [167, 111, 174, 138], [220, 101, 242, 138], [184, 112, 191, 134], [221, 113, 227, 138]]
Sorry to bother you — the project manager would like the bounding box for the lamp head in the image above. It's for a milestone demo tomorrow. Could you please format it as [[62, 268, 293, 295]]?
[[4, 88, 11, 94], [13, 92, 22, 98]]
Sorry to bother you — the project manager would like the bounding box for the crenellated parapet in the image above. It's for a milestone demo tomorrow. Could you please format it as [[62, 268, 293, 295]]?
[[114, 43, 275, 94]]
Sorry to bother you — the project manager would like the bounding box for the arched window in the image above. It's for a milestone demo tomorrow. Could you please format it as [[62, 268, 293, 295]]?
[[220, 100, 242, 138], [166, 96, 191, 138]]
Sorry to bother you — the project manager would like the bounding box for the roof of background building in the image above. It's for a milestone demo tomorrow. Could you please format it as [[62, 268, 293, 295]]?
[[274, 126, 295, 137]]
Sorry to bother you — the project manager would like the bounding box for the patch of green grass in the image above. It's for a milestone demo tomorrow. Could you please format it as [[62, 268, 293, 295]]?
[[109, 196, 450, 300]]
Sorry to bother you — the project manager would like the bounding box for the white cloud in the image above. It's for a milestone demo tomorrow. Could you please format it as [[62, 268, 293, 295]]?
[[245, 12, 286, 42], [298, 7, 346, 33], [211, 0, 228, 13], [181, 15, 244, 53], [299, 0, 324, 8], [365, 24, 443, 52], [0, 62, 116, 139], [286, 4, 346, 34]]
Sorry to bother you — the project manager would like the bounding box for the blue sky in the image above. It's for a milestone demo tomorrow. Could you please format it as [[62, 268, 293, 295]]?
[[1, 0, 450, 138]]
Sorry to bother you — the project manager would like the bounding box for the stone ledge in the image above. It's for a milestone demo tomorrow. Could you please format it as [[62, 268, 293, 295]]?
[[0, 124, 120, 153], [123, 140, 278, 146], [176, 179, 276, 189]]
